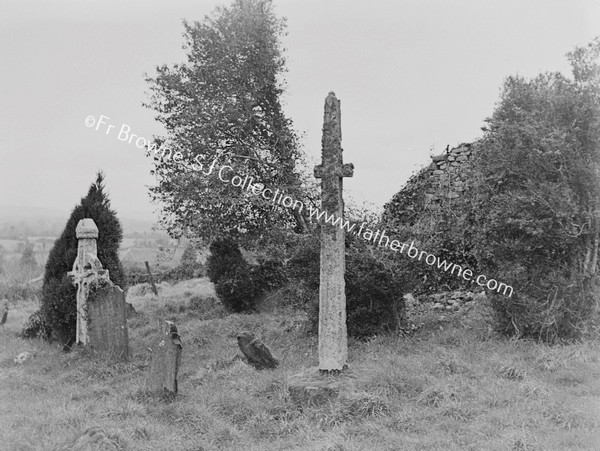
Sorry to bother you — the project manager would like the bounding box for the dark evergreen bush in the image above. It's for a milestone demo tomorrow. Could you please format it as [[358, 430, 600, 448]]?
[[206, 238, 289, 312], [207, 238, 257, 312], [214, 262, 257, 313], [206, 238, 245, 284], [37, 172, 126, 345]]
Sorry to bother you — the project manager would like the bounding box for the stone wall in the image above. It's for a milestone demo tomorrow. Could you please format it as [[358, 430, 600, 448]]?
[[382, 142, 477, 228], [423, 143, 476, 209]]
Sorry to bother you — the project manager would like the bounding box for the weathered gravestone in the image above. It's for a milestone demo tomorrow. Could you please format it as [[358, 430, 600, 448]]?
[[288, 92, 355, 405], [68, 219, 129, 359], [147, 320, 182, 398], [237, 331, 279, 370], [0, 299, 8, 325]]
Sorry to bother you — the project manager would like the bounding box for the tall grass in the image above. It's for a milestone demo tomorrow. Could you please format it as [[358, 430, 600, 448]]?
[[0, 278, 598, 450]]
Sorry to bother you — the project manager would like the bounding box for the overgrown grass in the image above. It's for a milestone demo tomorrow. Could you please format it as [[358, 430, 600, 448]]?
[[1, 279, 599, 450]]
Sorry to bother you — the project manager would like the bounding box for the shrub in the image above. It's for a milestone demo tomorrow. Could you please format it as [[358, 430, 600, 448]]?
[[207, 238, 257, 312], [40, 275, 77, 343], [214, 261, 257, 312], [21, 310, 51, 339], [178, 243, 204, 279], [288, 231, 406, 338], [206, 238, 245, 284], [250, 258, 288, 294], [206, 237, 290, 312]]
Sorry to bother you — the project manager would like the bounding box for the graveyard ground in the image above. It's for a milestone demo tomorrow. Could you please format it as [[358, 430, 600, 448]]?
[[1, 278, 599, 451]]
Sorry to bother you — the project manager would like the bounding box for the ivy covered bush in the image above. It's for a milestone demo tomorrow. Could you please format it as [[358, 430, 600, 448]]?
[[287, 231, 406, 339], [468, 40, 600, 341]]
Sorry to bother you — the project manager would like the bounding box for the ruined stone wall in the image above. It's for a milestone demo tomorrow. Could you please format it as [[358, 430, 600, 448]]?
[[382, 142, 477, 228], [424, 143, 476, 209]]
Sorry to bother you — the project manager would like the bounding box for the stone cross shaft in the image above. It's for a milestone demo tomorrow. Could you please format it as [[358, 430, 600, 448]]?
[[68, 218, 109, 345], [314, 92, 353, 372]]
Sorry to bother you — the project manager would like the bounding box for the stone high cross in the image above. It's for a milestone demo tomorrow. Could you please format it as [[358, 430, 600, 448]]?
[[68, 218, 110, 345], [314, 92, 354, 373]]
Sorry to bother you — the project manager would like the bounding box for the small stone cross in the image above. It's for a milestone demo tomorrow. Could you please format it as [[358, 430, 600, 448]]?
[[314, 92, 353, 373]]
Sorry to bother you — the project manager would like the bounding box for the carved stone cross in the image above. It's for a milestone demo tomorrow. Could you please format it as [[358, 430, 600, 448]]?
[[68, 218, 109, 345], [314, 92, 354, 373]]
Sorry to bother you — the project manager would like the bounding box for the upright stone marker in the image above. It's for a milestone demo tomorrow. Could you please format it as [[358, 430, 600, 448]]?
[[314, 92, 354, 373], [148, 320, 182, 398], [86, 281, 129, 358], [68, 218, 129, 358]]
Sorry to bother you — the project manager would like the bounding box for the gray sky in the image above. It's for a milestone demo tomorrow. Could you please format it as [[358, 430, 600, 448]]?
[[1, 0, 598, 222]]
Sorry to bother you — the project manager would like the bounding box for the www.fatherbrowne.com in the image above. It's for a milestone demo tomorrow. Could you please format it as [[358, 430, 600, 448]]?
[[208, 160, 514, 298], [307, 206, 513, 297]]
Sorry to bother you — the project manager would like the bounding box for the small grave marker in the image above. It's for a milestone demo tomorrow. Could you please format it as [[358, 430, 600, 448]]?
[[237, 331, 279, 370], [148, 320, 182, 398]]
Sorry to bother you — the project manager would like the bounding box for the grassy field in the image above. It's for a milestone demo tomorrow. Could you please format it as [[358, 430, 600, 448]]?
[[1, 279, 599, 450]]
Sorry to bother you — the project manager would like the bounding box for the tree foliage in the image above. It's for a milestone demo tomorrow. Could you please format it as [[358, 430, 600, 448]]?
[[145, 0, 307, 246], [38, 172, 126, 345], [471, 37, 600, 340]]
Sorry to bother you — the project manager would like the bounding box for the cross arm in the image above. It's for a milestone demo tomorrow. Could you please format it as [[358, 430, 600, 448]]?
[[314, 163, 354, 179]]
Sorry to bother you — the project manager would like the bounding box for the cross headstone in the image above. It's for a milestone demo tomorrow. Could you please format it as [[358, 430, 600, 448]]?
[[148, 320, 182, 398], [314, 92, 354, 373], [68, 219, 108, 345], [68, 218, 129, 358]]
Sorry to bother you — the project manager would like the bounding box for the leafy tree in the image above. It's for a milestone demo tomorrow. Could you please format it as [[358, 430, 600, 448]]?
[[145, 0, 307, 246], [471, 37, 600, 340], [37, 172, 126, 345]]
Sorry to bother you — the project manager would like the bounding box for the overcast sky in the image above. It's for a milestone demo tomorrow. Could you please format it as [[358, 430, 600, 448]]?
[[1, 0, 598, 223]]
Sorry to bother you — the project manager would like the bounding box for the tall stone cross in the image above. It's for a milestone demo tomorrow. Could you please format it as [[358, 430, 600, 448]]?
[[314, 92, 354, 373], [68, 218, 110, 345]]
